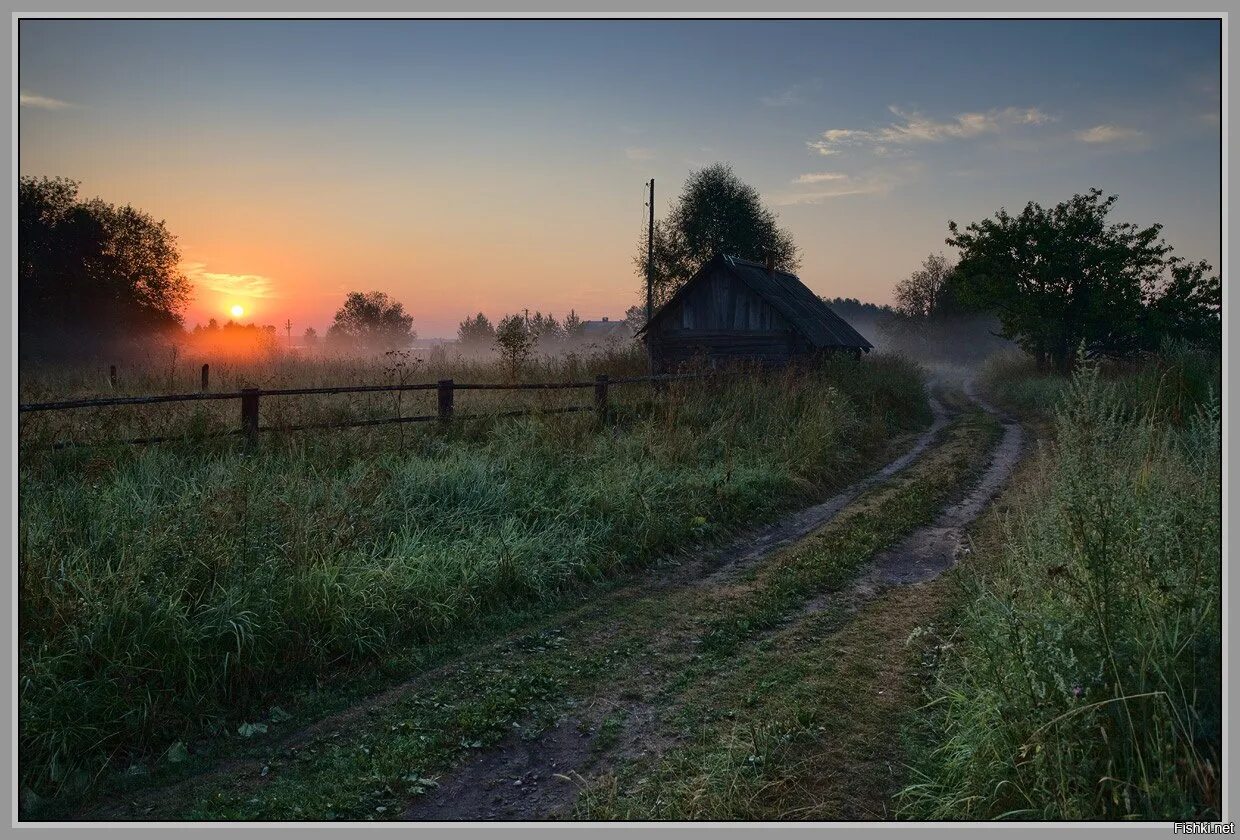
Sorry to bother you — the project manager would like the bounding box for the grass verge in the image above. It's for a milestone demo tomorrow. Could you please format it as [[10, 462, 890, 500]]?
[[897, 362, 1221, 820]]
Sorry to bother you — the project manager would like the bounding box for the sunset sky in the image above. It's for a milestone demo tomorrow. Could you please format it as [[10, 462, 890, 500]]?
[[19, 18, 1221, 338]]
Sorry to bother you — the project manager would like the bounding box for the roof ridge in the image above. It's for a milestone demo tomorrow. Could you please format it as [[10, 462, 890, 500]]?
[[723, 254, 798, 275]]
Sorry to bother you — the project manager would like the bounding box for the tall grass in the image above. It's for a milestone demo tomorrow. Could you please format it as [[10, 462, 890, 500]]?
[[19, 353, 928, 805], [899, 362, 1221, 819], [979, 344, 1221, 426], [18, 344, 655, 449]]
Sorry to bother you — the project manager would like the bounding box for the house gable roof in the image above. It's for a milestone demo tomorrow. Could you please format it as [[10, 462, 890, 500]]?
[[639, 253, 873, 351]]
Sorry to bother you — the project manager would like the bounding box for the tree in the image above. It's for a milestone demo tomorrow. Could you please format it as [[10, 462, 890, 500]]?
[[457, 312, 495, 347], [636, 163, 799, 306], [894, 253, 960, 320], [624, 304, 647, 334], [494, 314, 535, 378], [563, 309, 584, 339], [302, 327, 319, 350], [325, 291, 415, 352], [19, 176, 191, 352], [947, 189, 1219, 371], [528, 311, 564, 346]]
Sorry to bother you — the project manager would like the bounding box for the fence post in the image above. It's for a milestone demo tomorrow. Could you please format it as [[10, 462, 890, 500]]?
[[201, 363, 210, 392], [594, 373, 609, 422], [109, 365, 117, 389], [438, 379, 454, 423], [240, 388, 260, 444]]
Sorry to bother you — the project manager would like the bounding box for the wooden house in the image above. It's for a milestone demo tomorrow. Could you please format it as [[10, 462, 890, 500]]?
[[638, 253, 873, 372], [579, 317, 635, 345]]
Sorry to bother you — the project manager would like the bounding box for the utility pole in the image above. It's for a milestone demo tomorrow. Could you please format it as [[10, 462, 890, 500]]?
[[646, 178, 654, 326], [285, 319, 293, 349]]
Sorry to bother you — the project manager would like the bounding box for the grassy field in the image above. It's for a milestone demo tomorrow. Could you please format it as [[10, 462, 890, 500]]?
[[74, 382, 998, 821], [898, 352, 1221, 820], [18, 347, 930, 811]]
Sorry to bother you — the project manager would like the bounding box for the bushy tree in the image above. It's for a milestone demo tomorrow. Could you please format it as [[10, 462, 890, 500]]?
[[636, 163, 799, 306], [563, 309, 584, 339], [494, 314, 534, 378], [457, 312, 495, 347], [19, 176, 191, 352], [948, 189, 1219, 371], [326, 291, 415, 352], [302, 326, 319, 349]]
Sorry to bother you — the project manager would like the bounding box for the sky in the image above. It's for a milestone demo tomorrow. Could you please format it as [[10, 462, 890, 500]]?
[[19, 18, 1222, 338]]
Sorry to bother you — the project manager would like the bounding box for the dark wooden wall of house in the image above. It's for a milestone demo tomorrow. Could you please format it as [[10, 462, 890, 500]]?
[[646, 265, 806, 371]]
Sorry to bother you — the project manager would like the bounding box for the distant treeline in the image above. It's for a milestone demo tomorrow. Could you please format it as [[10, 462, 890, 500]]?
[[21, 171, 1220, 372]]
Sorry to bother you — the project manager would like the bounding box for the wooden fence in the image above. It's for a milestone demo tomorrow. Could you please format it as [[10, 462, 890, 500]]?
[[18, 370, 718, 449]]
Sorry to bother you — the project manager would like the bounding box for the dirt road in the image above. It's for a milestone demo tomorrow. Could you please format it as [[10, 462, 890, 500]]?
[[83, 381, 1022, 822]]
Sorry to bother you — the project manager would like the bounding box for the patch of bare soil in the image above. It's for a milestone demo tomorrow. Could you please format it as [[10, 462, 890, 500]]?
[[403, 699, 672, 821]]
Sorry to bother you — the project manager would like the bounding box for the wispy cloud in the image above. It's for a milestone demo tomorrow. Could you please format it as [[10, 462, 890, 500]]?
[[624, 146, 656, 161], [769, 164, 921, 205], [182, 261, 278, 299], [793, 171, 849, 184], [808, 105, 1053, 156], [1075, 124, 1143, 144], [20, 91, 76, 110], [761, 79, 821, 108]]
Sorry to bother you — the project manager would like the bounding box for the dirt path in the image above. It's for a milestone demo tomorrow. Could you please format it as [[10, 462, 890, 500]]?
[[807, 394, 1023, 611], [403, 384, 1023, 821], [82, 381, 1019, 822]]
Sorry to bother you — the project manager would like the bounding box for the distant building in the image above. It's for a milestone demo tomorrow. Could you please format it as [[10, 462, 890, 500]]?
[[579, 317, 635, 344], [639, 253, 872, 373]]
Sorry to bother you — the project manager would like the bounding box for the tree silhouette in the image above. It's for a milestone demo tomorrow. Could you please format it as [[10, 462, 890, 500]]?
[[948, 189, 1219, 371], [457, 312, 496, 348], [494, 314, 534, 378], [326, 291, 415, 352], [19, 176, 190, 353], [636, 163, 799, 307]]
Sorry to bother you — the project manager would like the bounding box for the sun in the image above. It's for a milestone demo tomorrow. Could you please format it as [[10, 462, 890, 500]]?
[[230, 304, 245, 318]]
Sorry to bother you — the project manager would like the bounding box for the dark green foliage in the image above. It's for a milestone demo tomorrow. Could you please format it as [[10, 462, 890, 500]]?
[[947, 189, 1220, 372]]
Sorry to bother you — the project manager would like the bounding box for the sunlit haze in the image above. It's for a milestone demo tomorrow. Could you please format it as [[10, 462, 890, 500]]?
[[19, 19, 1221, 337]]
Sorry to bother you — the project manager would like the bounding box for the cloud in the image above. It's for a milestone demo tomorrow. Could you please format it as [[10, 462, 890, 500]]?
[[793, 171, 849, 184], [768, 164, 921, 205], [20, 91, 76, 110], [624, 146, 656, 161], [182, 261, 278, 299], [761, 79, 821, 108], [1075, 124, 1143, 144], [808, 105, 1053, 156]]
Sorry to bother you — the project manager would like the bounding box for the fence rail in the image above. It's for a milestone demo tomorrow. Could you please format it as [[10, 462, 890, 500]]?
[[19, 371, 722, 449]]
